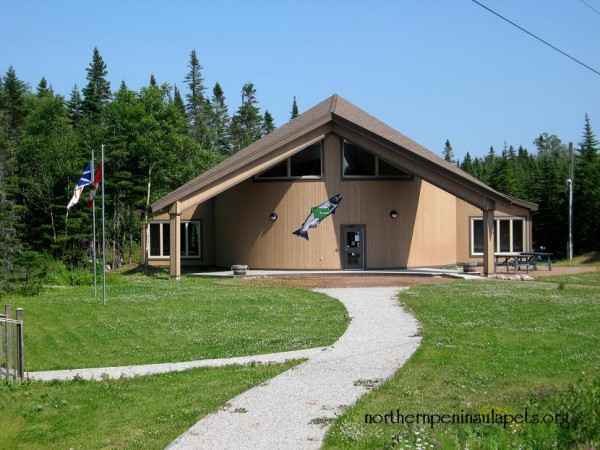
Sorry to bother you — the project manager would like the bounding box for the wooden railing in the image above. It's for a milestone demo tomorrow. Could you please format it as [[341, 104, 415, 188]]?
[[1, 304, 25, 381]]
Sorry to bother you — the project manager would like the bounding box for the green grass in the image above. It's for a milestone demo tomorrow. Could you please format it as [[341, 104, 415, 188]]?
[[5, 274, 348, 371], [535, 270, 600, 287], [554, 251, 600, 267], [0, 360, 299, 450], [323, 280, 600, 449]]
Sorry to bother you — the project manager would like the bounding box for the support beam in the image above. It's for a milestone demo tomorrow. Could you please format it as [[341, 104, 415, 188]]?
[[169, 212, 181, 280], [482, 208, 495, 276]]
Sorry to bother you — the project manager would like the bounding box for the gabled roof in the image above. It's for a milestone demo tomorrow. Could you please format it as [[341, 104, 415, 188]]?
[[153, 94, 537, 212]]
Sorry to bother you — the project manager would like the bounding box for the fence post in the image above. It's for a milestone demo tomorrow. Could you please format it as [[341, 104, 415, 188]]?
[[4, 304, 11, 381], [17, 308, 24, 379]]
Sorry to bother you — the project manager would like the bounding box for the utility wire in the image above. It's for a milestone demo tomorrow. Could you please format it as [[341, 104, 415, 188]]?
[[471, 0, 600, 77], [580, 0, 600, 17]]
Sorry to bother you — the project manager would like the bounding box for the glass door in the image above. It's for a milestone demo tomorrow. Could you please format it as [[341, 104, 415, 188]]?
[[341, 225, 365, 270]]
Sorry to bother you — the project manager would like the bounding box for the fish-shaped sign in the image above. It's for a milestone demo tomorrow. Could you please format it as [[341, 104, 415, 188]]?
[[292, 194, 343, 240]]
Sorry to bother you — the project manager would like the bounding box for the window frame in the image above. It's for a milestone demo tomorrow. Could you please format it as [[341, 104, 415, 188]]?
[[254, 142, 323, 181], [342, 140, 412, 180], [148, 220, 202, 259], [470, 216, 526, 256]]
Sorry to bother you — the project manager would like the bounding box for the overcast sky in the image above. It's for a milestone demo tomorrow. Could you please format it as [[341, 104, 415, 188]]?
[[2, 0, 599, 160]]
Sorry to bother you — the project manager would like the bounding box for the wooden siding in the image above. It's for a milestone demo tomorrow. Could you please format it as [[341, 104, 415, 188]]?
[[455, 198, 533, 263], [214, 134, 460, 269], [145, 199, 215, 268]]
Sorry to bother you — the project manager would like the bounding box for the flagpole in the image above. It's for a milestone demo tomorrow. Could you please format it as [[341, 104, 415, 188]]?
[[101, 144, 107, 306], [91, 148, 97, 300]]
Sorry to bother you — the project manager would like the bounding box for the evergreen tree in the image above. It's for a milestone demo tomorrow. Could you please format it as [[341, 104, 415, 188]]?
[[149, 74, 157, 86], [36, 77, 52, 97], [208, 82, 230, 154], [2, 66, 28, 133], [460, 152, 475, 175], [290, 95, 299, 120], [443, 139, 455, 164], [230, 83, 263, 152], [184, 49, 210, 146], [574, 114, 600, 253], [81, 47, 111, 121], [67, 84, 83, 125], [263, 110, 275, 135], [173, 85, 185, 115]]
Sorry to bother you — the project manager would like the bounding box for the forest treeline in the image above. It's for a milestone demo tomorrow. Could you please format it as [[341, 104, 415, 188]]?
[[1, 47, 599, 293]]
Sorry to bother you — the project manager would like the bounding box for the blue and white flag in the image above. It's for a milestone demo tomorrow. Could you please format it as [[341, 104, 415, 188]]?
[[67, 162, 92, 209]]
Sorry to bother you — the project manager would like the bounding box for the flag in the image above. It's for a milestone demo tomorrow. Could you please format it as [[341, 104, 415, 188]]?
[[87, 166, 103, 208], [67, 162, 92, 209]]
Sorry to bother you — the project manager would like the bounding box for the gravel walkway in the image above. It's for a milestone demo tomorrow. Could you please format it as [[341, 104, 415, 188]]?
[[167, 287, 421, 450]]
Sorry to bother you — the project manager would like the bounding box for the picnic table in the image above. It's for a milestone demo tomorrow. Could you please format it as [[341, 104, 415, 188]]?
[[494, 252, 553, 273]]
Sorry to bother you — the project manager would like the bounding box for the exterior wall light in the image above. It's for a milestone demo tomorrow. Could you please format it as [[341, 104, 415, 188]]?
[[270, 212, 278, 221], [390, 210, 398, 219]]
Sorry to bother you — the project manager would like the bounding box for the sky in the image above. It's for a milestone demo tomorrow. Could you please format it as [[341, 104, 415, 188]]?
[[2, 0, 599, 161]]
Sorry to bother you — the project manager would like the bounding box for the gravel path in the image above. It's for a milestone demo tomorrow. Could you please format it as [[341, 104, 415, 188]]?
[[27, 348, 327, 382], [167, 287, 421, 450]]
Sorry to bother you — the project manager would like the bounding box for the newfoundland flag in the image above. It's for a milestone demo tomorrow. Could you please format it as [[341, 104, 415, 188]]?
[[67, 162, 92, 209]]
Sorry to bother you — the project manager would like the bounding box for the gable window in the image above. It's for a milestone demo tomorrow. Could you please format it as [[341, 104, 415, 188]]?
[[256, 142, 322, 179], [342, 140, 411, 178], [471, 217, 525, 255], [149, 221, 202, 258]]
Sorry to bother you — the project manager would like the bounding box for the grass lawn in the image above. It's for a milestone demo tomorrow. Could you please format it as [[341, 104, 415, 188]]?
[[323, 279, 600, 449], [0, 360, 299, 449], [536, 270, 600, 287], [5, 274, 348, 371]]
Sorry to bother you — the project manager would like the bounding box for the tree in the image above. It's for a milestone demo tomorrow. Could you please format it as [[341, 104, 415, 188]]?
[[208, 82, 230, 154], [67, 85, 84, 125], [229, 83, 263, 152], [81, 47, 111, 121], [574, 114, 600, 253], [1, 66, 28, 133], [290, 95, 299, 120], [36, 77, 52, 97], [263, 110, 275, 135], [443, 139, 455, 164], [460, 152, 475, 175], [184, 49, 210, 147]]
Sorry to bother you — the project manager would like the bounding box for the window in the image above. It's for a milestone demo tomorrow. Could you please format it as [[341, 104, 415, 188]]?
[[342, 140, 411, 178], [149, 221, 202, 258], [256, 142, 322, 179], [471, 217, 525, 255]]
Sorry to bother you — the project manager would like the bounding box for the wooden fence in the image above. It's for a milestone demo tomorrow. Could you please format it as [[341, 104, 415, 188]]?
[[0, 304, 25, 381]]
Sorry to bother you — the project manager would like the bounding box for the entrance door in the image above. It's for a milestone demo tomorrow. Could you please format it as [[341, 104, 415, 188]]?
[[342, 225, 365, 270]]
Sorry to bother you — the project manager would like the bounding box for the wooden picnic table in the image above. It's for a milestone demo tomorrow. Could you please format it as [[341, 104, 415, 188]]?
[[494, 252, 553, 273]]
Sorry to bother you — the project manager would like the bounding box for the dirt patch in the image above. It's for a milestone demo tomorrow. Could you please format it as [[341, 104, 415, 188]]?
[[234, 274, 455, 289]]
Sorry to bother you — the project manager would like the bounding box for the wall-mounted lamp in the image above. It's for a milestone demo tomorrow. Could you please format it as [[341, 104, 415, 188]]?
[[390, 210, 398, 219], [270, 212, 278, 221]]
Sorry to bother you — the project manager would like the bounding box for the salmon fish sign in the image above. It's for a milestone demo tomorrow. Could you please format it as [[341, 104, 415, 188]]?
[[292, 194, 343, 240]]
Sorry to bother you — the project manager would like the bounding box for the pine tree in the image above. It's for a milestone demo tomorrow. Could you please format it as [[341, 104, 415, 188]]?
[[460, 152, 474, 175], [263, 110, 275, 134], [149, 74, 157, 86], [290, 95, 299, 120], [81, 47, 111, 121], [184, 49, 210, 146], [67, 85, 83, 125], [208, 82, 230, 153], [36, 77, 52, 97], [230, 83, 263, 152], [443, 140, 455, 164], [2, 66, 28, 133], [574, 114, 600, 253], [173, 85, 185, 115]]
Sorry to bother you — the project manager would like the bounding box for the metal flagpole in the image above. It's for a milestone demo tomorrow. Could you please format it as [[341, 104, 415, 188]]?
[[91, 148, 97, 299], [101, 144, 107, 305]]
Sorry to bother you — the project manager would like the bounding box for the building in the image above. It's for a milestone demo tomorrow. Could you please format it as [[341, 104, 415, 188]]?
[[146, 94, 537, 278]]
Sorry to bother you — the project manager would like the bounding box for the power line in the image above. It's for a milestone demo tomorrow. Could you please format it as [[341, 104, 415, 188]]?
[[580, 0, 600, 17], [471, 0, 600, 77]]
